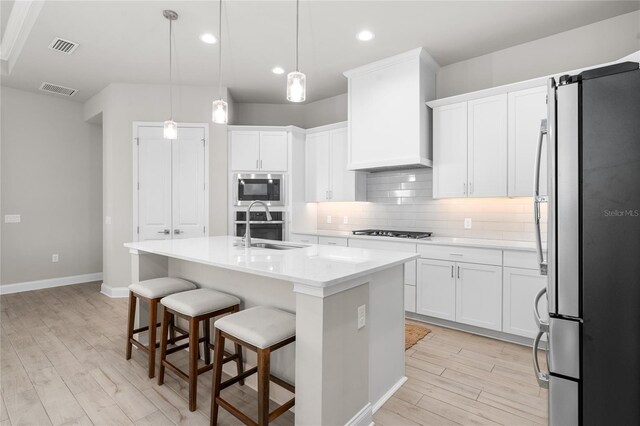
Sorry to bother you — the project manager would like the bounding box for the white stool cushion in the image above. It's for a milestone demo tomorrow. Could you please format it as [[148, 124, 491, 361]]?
[[128, 277, 196, 299], [161, 289, 240, 317], [214, 306, 295, 349]]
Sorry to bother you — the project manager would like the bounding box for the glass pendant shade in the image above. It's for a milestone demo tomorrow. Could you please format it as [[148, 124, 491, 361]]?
[[286, 71, 306, 103], [163, 120, 178, 139], [212, 99, 228, 124]]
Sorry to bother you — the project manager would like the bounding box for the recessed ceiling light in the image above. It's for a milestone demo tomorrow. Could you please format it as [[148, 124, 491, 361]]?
[[272, 67, 285, 75], [200, 33, 217, 44], [357, 30, 375, 41]]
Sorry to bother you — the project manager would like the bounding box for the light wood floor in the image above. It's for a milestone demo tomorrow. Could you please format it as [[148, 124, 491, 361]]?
[[0, 283, 547, 425]]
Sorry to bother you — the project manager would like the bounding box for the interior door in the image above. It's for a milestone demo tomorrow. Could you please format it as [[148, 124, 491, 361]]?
[[138, 126, 172, 240], [305, 131, 330, 201], [231, 131, 260, 171], [433, 102, 468, 198], [467, 94, 508, 197], [172, 127, 206, 239], [259, 131, 288, 171]]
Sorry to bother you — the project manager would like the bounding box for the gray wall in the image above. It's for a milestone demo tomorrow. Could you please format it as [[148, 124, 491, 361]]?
[[436, 10, 640, 98], [83, 83, 232, 291], [1, 86, 102, 285]]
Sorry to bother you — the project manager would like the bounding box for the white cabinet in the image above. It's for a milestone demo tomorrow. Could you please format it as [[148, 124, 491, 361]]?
[[508, 86, 548, 197], [289, 233, 319, 245], [305, 125, 366, 202], [416, 259, 456, 321], [433, 102, 467, 198], [318, 236, 348, 247], [433, 95, 508, 198], [344, 48, 438, 170], [467, 94, 508, 197], [404, 285, 416, 313], [230, 130, 287, 172], [455, 262, 503, 331], [503, 267, 548, 338]]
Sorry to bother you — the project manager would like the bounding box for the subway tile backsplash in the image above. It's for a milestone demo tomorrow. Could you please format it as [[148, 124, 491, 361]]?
[[317, 168, 547, 241]]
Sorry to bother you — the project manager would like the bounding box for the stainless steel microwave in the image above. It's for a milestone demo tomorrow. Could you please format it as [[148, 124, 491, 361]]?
[[233, 173, 285, 206]]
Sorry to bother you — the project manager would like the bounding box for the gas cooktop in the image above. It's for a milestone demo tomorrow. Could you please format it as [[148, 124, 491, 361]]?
[[352, 229, 433, 239]]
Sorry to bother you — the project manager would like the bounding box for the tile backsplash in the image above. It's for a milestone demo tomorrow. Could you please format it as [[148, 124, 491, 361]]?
[[317, 168, 547, 241]]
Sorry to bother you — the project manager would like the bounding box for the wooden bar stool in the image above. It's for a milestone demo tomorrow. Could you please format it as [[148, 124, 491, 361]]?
[[210, 306, 296, 426], [158, 288, 244, 412], [126, 277, 196, 378]]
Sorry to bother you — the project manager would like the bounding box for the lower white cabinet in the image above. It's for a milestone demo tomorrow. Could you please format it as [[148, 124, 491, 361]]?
[[455, 263, 502, 331], [503, 267, 548, 338], [404, 285, 416, 313], [416, 259, 456, 321]]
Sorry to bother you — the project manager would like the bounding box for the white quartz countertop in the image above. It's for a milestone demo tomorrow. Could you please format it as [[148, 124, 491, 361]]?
[[125, 236, 418, 287], [291, 230, 541, 251]]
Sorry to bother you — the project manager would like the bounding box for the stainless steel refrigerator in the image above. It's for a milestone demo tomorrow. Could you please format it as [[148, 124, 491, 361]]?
[[532, 61, 640, 425]]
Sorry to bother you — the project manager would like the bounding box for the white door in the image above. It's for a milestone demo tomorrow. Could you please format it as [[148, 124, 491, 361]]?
[[138, 126, 172, 240], [259, 131, 288, 171], [231, 131, 260, 171], [172, 127, 207, 239], [433, 102, 468, 198], [503, 267, 548, 338], [305, 131, 330, 202], [467, 94, 508, 197], [508, 86, 548, 197], [329, 128, 354, 201], [416, 259, 456, 321], [455, 262, 502, 331]]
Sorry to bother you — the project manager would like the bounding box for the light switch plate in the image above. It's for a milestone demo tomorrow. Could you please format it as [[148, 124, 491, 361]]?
[[4, 214, 21, 223], [464, 218, 472, 229], [52, 254, 59, 263], [357, 305, 366, 329], [343, 216, 349, 224], [326, 215, 332, 224]]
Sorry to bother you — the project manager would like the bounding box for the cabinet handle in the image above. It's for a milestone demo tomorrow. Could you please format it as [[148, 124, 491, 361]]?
[[157, 229, 170, 235], [469, 182, 473, 195], [327, 242, 337, 245], [260, 159, 263, 169], [463, 182, 466, 195], [451, 265, 454, 278], [450, 253, 463, 257], [256, 160, 259, 169], [329, 190, 333, 199], [457, 266, 461, 279]]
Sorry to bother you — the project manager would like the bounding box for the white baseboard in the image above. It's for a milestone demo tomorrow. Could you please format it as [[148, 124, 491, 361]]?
[[346, 403, 373, 426], [100, 283, 129, 298], [372, 376, 407, 414], [0, 273, 103, 295]]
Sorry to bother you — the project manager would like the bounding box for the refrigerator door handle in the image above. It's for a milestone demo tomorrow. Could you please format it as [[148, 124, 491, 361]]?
[[533, 119, 548, 276], [532, 331, 550, 388], [533, 287, 549, 332]]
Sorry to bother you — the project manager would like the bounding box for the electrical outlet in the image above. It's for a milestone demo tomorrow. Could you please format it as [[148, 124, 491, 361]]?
[[326, 215, 332, 224], [4, 214, 21, 223], [52, 254, 59, 263], [343, 216, 349, 224], [105, 216, 112, 225], [464, 218, 472, 229], [357, 305, 366, 329]]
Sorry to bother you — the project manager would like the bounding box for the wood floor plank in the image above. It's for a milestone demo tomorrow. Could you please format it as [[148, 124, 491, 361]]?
[[416, 394, 499, 425], [383, 396, 460, 425], [373, 407, 421, 426], [75, 388, 134, 426]]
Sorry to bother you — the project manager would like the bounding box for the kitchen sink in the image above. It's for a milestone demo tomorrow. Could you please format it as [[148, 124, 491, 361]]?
[[235, 242, 305, 250]]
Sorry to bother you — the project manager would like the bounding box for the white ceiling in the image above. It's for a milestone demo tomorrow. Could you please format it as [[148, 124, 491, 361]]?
[[2, 1, 639, 103]]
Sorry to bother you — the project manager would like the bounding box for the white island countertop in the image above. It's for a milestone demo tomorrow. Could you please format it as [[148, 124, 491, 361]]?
[[125, 236, 418, 288]]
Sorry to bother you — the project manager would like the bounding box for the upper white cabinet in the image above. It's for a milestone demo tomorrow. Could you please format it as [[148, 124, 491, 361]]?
[[230, 130, 287, 172], [433, 102, 468, 198], [344, 48, 438, 170], [467, 94, 508, 197], [305, 124, 366, 202], [508, 86, 548, 197], [433, 94, 508, 198]]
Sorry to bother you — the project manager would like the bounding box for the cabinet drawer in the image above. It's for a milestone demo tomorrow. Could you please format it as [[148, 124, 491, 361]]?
[[418, 244, 502, 266], [503, 250, 544, 270], [318, 236, 348, 247], [289, 234, 318, 245]]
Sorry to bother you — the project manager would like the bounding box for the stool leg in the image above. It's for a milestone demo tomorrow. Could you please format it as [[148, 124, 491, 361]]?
[[158, 308, 170, 385], [125, 292, 136, 360], [257, 348, 271, 426], [210, 328, 225, 426], [169, 310, 176, 343], [188, 317, 199, 412], [235, 343, 244, 386], [148, 299, 158, 378], [203, 319, 211, 365]]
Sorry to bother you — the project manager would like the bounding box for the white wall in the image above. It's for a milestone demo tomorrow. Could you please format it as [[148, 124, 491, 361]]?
[[84, 83, 232, 292], [1, 86, 102, 285], [436, 10, 640, 98]]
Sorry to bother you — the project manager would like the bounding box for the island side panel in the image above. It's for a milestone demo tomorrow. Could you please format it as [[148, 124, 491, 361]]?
[[131, 250, 169, 338], [368, 264, 405, 410], [295, 281, 370, 426]]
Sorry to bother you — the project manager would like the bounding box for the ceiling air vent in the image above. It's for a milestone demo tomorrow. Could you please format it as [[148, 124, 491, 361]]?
[[48, 37, 79, 54], [39, 82, 78, 97]]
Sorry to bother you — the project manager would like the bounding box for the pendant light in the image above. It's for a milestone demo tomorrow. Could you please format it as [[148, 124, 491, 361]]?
[[211, 0, 228, 124], [163, 10, 178, 139], [286, 0, 306, 102]]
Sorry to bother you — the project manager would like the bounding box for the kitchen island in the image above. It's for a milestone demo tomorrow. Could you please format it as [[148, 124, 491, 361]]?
[[124, 236, 418, 425]]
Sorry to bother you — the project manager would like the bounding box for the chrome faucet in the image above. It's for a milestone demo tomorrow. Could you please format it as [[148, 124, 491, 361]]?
[[244, 200, 273, 248]]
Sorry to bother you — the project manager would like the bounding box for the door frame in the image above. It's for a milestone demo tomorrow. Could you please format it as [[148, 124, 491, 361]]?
[[132, 122, 210, 242]]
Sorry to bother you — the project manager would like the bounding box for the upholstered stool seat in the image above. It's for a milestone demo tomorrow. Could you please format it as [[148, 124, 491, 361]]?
[[158, 289, 243, 412], [211, 306, 296, 425], [214, 306, 295, 349], [125, 277, 196, 379]]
